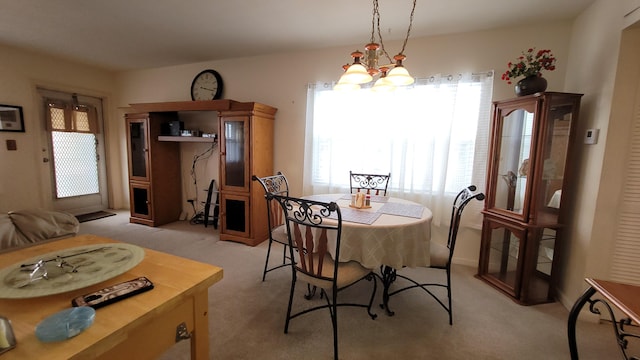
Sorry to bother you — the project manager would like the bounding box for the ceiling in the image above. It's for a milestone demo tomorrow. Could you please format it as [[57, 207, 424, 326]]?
[[0, 0, 595, 72]]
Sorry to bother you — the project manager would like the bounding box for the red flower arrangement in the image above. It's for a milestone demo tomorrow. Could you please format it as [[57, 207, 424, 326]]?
[[501, 48, 557, 84]]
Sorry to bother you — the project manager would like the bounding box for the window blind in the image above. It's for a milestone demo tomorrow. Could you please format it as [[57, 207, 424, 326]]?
[[610, 93, 640, 286]]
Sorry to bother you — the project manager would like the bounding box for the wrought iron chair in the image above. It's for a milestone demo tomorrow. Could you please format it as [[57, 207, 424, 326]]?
[[385, 185, 484, 324], [252, 172, 291, 281], [349, 171, 391, 196], [269, 194, 377, 360]]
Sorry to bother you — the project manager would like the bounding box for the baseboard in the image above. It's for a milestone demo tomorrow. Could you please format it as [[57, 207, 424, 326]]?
[[452, 257, 478, 268]]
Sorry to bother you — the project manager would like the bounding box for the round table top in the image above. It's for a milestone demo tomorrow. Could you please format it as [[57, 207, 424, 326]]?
[[303, 194, 432, 269]]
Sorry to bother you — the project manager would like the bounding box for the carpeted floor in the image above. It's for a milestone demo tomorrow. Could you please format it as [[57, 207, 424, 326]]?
[[77, 210, 634, 359], [75, 211, 116, 223]]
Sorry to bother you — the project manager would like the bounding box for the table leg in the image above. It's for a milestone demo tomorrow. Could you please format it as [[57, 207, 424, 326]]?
[[191, 291, 210, 360], [379, 266, 397, 316], [568, 286, 596, 360], [568, 285, 640, 360]]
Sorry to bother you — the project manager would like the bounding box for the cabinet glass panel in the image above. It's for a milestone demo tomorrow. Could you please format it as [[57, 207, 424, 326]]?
[[537, 228, 556, 276], [536, 104, 573, 217], [129, 121, 147, 178], [225, 198, 246, 232], [525, 228, 555, 301], [224, 120, 245, 187], [132, 187, 149, 216], [495, 109, 534, 215], [487, 226, 521, 291]]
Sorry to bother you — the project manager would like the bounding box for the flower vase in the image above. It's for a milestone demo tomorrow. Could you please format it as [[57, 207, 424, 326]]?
[[515, 75, 547, 96]]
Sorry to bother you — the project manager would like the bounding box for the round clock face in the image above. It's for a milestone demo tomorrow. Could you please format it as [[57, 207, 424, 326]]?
[[191, 69, 223, 101]]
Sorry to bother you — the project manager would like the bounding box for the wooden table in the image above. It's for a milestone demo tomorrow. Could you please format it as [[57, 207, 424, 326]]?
[[567, 278, 640, 359], [303, 194, 432, 315], [0, 235, 223, 360]]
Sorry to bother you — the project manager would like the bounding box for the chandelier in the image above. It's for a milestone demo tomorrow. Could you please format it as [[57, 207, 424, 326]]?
[[335, 0, 418, 91]]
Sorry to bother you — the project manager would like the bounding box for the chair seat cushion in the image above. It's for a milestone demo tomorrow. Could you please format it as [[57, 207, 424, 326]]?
[[430, 241, 450, 268], [297, 253, 371, 290], [271, 224, 288, 245]]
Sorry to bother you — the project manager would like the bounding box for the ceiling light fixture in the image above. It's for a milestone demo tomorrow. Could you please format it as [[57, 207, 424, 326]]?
[[335, 0, 418, 91]]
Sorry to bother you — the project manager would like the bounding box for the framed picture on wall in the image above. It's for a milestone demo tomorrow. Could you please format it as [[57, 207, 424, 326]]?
[[0, 104, 24, 132]]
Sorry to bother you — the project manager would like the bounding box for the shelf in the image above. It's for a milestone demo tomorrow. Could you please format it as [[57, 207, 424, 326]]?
[[158, 136, 217, 143], [127, 99, 277, 116]]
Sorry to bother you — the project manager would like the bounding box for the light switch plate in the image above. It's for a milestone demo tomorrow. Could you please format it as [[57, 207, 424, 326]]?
[[584, 129, 599, 145], [6, 140, 16, 151]]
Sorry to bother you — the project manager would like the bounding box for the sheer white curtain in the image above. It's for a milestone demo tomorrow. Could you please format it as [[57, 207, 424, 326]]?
[[303, 72, 493, 226]]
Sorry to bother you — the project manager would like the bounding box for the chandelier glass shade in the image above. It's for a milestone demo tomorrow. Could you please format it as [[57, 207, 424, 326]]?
[[386, 59, 414, 86], [372, 75, 395, 92], [336, 0, 417, 91], [339, 53, 373, 85]]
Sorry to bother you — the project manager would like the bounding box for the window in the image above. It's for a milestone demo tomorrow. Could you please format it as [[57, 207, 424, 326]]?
[[46, 99, 100, 198], [303, 72, 493, 225]]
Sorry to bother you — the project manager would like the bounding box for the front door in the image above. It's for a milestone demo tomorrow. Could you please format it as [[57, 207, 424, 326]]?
[[39, 88, 108, 215]]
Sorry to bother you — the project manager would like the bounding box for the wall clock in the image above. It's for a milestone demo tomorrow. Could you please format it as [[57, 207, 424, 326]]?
[[190, 69, 223, 101]]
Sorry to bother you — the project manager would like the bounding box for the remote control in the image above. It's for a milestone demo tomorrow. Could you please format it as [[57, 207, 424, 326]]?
[[71, 277, 154, 309]]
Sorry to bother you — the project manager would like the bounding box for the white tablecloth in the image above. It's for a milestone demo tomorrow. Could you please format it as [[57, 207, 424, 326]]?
[[302, 194, 433, 270]]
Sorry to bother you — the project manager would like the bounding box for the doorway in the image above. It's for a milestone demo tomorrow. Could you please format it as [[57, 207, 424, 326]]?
[[39, 88, 108, 215]]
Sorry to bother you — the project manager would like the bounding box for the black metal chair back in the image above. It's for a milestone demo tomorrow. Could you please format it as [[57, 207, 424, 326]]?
[[386, 185, 484, 325], [278, 196, 341, 283], [445, 185, 486, 268], [349, 171, 391, 196], [269, 194, 377, 360], [252, 172, 290, 281]]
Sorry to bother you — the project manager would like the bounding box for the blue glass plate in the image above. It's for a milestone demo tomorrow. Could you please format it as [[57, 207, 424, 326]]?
[[35, 306, 95, 342]]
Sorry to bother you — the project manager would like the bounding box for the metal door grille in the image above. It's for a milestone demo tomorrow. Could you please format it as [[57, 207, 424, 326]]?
[[51, 131, 99, 198]]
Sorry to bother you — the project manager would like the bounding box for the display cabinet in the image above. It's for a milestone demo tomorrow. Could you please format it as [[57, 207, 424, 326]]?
[[218, 104, 276, 246], [125, 112, 182, 226], [125, 100, 277, 246], [477, 92, 582, 305]]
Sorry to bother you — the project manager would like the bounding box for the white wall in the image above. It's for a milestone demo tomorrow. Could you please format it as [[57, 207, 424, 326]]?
[[0, 44, 116, 213], [557, 0, 640, 308]]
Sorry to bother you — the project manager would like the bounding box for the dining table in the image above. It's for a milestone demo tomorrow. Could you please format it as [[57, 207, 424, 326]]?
[[303, 193, 433, 315]]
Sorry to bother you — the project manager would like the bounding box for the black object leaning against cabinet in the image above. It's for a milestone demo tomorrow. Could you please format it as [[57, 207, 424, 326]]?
[[476, 92, 582, 305]]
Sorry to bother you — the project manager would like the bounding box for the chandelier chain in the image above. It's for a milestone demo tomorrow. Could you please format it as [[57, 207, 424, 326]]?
[[399, 0, 417, 56], [373, 0, 392, 64], [372, 0, 418, 63], [370, 0, 377, 44]]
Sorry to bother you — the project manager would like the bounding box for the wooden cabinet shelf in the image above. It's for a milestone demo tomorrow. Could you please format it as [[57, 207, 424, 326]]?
[[157, 136, 217, 143], [128, 99, 276, 114]]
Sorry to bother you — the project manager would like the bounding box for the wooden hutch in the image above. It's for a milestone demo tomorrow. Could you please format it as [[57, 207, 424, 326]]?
[[125, 100, 277, 246]]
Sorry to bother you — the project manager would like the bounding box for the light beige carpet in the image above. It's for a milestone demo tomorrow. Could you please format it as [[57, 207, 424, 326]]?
[[78, 210, 633, 360]]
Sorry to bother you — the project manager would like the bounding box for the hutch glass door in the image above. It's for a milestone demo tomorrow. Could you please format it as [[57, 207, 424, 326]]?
[[222, 118, 247, 189]]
